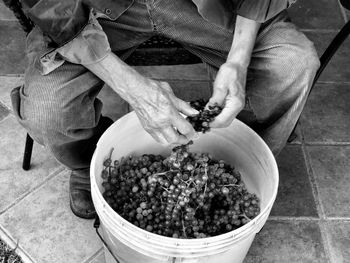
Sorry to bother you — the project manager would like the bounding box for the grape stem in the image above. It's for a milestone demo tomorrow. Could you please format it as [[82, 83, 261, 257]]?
[[181, 216, 187, 238], [239, 213, 251, 221]]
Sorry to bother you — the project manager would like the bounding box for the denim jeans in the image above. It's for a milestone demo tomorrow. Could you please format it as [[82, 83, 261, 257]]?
[[11, 0, 320, 170]]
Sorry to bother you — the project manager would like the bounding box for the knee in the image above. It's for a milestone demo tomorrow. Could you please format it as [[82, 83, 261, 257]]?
[[281, 41, 320, 84]]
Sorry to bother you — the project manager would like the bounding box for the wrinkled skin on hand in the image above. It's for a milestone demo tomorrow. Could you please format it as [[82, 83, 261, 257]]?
[[130, 78, 198, 145], [207, 62, 246, 128]]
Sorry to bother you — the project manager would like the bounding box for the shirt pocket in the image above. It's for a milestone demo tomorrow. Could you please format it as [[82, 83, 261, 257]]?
[[91, 0, 134, 21]]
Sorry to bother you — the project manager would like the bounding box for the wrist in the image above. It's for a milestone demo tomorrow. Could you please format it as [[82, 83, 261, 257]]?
[[226, 47, 252, 68]]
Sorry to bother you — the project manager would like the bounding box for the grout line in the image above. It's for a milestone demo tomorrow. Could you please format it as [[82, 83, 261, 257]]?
[[0, 166, 65, 216], [0, 225, 36, 263], [268, 216, 320, 221], [301, 143, 326, 219], [304, 142, 350, 146], [298, 119, 326, 219], [0, 18, 18, 21], [0, 99, 13, 112], [326, 217, 350, 221], [302, 143, 334, 263], [268, 216, 350, 222], [82, 247, 104, 263], [315, 80, 350, 85], [318, 220, 335, 263], [0, 112, 13, 125]]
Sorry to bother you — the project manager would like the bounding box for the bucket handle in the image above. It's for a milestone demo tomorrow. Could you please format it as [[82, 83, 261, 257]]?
[[94, 215, 121, 263]]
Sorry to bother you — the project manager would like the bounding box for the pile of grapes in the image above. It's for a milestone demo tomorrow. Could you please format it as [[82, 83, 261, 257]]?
[[101, 142, 260, 239], [186, 99, 223, 133]]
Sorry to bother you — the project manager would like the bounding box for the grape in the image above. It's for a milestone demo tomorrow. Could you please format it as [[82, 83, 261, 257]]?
[[186, 99, 223, 133], [101, 142, 260, 239]]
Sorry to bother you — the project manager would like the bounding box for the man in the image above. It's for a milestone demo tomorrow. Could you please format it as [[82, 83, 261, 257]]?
[[11, 0, 319, 219]]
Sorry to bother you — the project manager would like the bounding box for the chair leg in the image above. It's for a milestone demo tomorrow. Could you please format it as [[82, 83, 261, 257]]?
[[287, 125, 298, 143], [23, 133, 34, 170]]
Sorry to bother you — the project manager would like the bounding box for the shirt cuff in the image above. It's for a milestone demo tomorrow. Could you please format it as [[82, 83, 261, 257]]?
[[237, 0, 296, 23], [39, 10, 111, 75]]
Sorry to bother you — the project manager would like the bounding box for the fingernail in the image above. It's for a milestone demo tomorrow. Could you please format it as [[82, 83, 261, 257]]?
[[191, 109, 199, 115], [193, 132, 200, 140]]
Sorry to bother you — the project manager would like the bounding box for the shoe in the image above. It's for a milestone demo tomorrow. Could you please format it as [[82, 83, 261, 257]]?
[[69, 168, 96, 219]]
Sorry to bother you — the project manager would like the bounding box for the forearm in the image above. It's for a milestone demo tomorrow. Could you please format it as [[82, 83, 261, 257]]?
[[226, 15, 261, 68], [84, 52, 148, 107]]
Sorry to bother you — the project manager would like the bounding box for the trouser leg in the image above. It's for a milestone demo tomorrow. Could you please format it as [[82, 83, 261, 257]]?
[[11, 0, 155, 170], [151, 1, 320, 155], [11, 57, 113, 170]]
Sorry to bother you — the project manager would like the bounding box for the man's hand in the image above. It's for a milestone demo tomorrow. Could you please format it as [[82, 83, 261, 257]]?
[[208, 62, 246, 128], [131, 78, 198, 145], [207, 15, 260, 128], [84, 52, 198, 145]]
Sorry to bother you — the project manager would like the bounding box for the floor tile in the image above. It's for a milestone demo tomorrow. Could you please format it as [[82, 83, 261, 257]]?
[[0, 170, 102, 263], [0, 21, 26, 75], [168, 80, 211, 102], [244, 220, 327, 263], [0, 2, 16, 20], [0, 102, 9, 121], [88, 250, 105, 263], [326, 221, 350, 263], [307, 146, 350, 217], [0, 116, 62, 213], [0, 76, 23, 111], [301, 83, 350, 143], [288, 0, 344, 30], [134, 64, 209, 80], [305, 32, 350, 82], [270, 145, 318, 217]]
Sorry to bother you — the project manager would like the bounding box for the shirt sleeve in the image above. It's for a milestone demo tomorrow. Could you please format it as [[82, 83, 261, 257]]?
[[236, 0, 297, 23], [22, 0, 90, 47], [55, 11, 111, 66]]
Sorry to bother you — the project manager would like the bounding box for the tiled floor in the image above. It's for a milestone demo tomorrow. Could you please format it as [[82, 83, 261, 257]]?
[[0, 0, 349, 262]]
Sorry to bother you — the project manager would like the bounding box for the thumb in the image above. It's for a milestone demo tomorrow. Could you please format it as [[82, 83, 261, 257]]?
[[208, 85, 227, 108]]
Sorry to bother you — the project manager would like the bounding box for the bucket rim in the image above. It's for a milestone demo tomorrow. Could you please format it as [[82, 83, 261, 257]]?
[[90, 111, 279, 244]]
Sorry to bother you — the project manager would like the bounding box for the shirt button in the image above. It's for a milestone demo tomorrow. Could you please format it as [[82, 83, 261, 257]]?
[[105, 8, 112, 15]]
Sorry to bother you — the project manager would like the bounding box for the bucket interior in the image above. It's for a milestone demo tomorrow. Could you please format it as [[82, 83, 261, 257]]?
[[90, 111, 279, 259]]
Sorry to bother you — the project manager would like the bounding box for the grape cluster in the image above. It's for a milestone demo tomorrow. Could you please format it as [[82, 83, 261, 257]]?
[[101, 142, 260, 239], [186, 99, 223, 133]]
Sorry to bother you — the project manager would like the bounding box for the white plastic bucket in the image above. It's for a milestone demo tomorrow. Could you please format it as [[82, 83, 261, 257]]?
[[90, 111, 279, 263]]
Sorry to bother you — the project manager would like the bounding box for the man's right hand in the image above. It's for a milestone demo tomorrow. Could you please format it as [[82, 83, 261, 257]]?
[[84, 52, 198, 145], [131, 78, 199, 145]]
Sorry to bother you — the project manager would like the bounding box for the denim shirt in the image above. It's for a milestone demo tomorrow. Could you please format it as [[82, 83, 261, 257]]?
[[22, 0, 297, 75]]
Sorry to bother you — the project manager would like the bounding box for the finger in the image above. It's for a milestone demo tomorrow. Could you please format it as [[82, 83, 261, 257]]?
[[172, 114, 197, 140], [173, 97, 199, 116], [161, 126, 189, 145], [208, 85, 228, 108], [210, 97, 243, 128], [148, 129, 168, 145], [160, 82, 174, 93]]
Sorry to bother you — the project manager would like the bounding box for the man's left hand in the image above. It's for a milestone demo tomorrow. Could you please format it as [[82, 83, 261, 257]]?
[[207, 62, 246, 128]]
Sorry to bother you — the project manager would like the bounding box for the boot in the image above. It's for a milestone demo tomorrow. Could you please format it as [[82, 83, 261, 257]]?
[[69, 168, 96, 219]]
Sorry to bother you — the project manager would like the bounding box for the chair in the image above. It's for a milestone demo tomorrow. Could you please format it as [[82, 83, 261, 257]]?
[[4, 0, 350, 170]]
